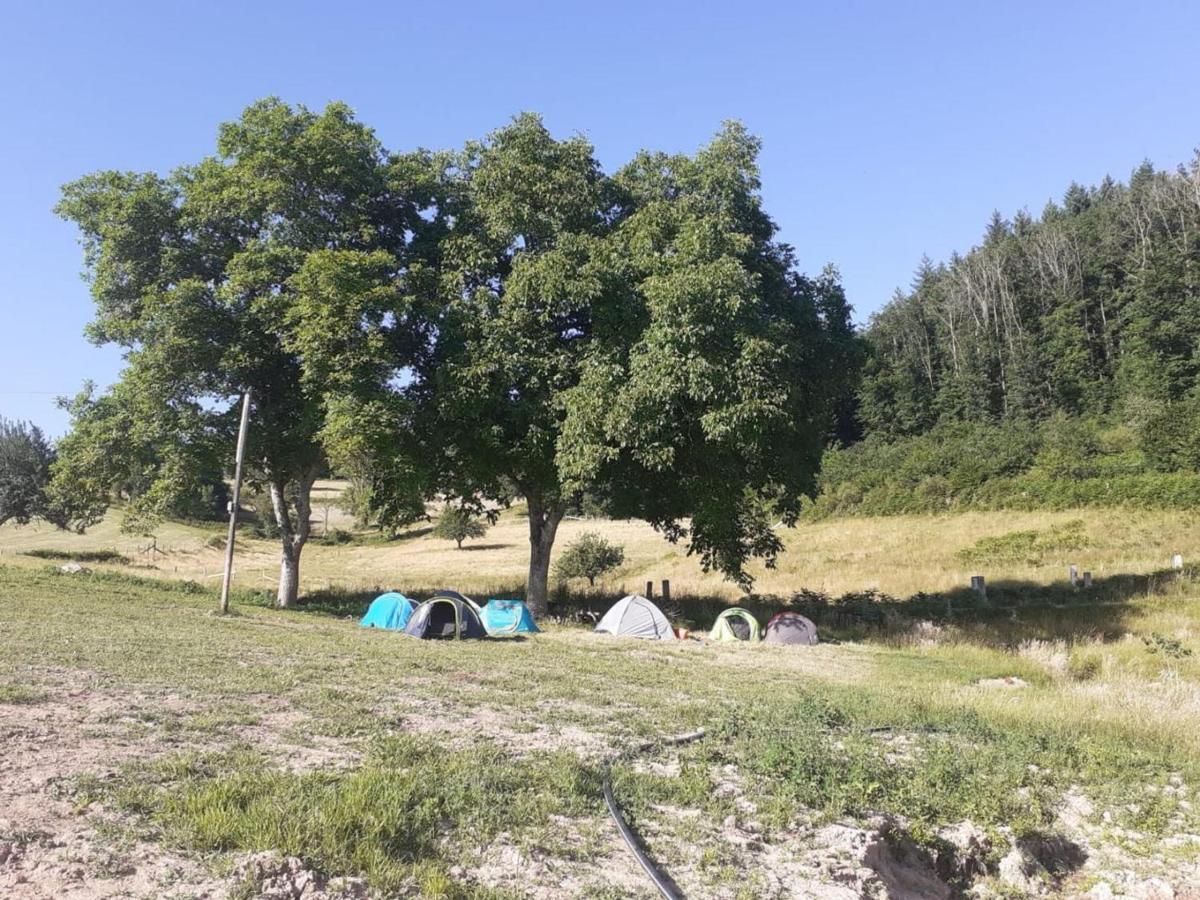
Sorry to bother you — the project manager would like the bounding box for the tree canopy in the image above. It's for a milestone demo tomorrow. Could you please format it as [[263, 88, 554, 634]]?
[[55, 98, 431, 605], [553, 532, 625, 586], [860, 159, 1200, 438], [58, 100, 857, 612], [0, 418, 61, 528], [432, 506, 489, 550], [302, 113, 858, 612]]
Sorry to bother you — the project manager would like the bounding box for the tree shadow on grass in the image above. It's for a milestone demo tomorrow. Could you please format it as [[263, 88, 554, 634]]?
[[763, 567, 1193, 646], [287, 568, 1191, 649], [543, 569, 1193, 645], [294, 584, 528, 619]]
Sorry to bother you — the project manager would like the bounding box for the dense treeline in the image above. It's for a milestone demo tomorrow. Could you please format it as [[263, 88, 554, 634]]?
[[862, 157, 1200, 435], [823, 154, 1200, 515]]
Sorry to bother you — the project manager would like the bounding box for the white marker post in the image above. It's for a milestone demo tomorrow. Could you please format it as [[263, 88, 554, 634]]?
[[970, 575, 987, 603]]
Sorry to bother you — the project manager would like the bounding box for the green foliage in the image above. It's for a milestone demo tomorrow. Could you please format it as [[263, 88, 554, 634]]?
[[861, 158, 1200, 436], [956, 521, 1089, 566], [318, 528, 354, 546], [49, 383, 230, 535], [336, 480, 375, 529], [1142, 632, 1192, 659], [432, 506, 488, 549], [54, 98, 431, 605], [553, 531, 625, 586], [293, 112, 859, 605], [1141, 395, 1200, 473], [845, 156, 1200, 513], [23, 548, 127, 563], [810, 417, 1200, 517], [80, 737, 593, 895], [0, 418, 62, 528]]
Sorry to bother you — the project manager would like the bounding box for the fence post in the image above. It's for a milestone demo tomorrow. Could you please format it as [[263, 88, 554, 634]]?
[[1082, 571, 1092, 589], [970, 575, 987, 603], [1173, 553, 1184, 572], [1068, 565, 1078, 587], [645, 581, 654, 600], [661, 580, 671, 605]]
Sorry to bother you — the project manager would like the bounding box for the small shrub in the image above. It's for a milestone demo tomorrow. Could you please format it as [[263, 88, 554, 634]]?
[[432, 507, 488, 549], [319, 528, 354, 546], [1142, 632, 1192, 659], [553, 532, 625, 586], [1066, 652, 1102, 682]]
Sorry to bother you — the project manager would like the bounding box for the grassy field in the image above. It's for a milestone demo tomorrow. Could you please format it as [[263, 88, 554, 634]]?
[[3, 484, 1199, 602], [1, 507, 1199, 897]]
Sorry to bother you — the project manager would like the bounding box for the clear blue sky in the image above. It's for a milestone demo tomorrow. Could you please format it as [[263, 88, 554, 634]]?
[[3, 0, 1199, 434]]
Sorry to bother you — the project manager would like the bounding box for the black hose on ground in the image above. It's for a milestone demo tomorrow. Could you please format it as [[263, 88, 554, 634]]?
[[603, 728, 707, 900]]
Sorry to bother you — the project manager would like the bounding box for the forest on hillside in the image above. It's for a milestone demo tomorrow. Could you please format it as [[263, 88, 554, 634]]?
[[818, 154, 1200, 516]]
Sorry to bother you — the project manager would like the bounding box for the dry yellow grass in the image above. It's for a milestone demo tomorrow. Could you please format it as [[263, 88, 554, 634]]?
[[3, 490, 1198, 601]]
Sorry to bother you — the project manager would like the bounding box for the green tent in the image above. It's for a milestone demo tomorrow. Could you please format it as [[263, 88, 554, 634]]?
[[709, 607, 761, 642]]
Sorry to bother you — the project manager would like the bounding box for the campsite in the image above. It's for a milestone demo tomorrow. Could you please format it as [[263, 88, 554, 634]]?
[[3, 3, 1200, 898], [2, 501, 1199, 897]]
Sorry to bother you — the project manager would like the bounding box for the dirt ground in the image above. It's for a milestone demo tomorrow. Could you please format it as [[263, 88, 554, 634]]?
[[3, 673, 1200, 899]]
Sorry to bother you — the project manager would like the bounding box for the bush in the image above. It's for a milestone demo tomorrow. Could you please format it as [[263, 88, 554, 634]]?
[[808, 415, 1200, 517], [553, 532, 625, 586], [432, 506, 488, 549], [320, 528, 354, 546]]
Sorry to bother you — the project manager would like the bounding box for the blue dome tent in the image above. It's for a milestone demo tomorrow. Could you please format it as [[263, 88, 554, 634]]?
[[360, 592, 416, 631], [481, 598, 541, 635]]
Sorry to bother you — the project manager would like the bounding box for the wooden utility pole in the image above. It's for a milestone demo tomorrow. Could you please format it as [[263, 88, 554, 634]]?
[[219, 390, 252, 615]]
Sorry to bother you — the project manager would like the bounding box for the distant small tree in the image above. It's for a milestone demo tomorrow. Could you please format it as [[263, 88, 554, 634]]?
[[554, 531, 625, 586], [0, 418, 62, 527], [433, 506, 488, 549]]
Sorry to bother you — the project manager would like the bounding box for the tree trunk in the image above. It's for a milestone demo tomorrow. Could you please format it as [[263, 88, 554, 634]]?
[[525, 491, 565, 618], [269, 469, 318, 609], [278, 542, 301, 608]]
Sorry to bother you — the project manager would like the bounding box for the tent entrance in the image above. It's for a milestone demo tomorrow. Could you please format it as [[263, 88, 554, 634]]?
[[425, 599, 460, 638]]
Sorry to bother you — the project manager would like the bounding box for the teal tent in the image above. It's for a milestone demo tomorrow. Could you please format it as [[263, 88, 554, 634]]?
[[481, 598, 541, 635], [360, 592, 416, 630]]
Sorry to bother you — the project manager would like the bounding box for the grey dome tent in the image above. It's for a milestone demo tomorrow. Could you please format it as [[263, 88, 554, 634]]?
[[595, 594, 676, 640], [429, 589, 483, 615], [404, 592, 488, 640], [762, 611, 818, 646]]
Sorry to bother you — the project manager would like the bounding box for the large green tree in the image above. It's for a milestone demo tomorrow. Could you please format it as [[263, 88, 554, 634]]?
[[55, 99, 427, 605], [560, 125, 860, 586], [303, 115, 857, 614]]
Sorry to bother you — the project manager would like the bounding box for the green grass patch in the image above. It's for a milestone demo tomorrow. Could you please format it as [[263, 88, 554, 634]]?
[[956, 520, 1089, 566], [0, 682, 48, 704], [78, 737, 596, 894], [24, 547, 129, 564]]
